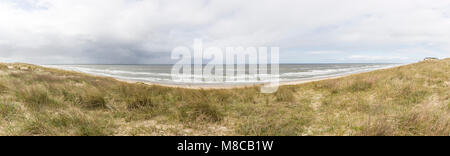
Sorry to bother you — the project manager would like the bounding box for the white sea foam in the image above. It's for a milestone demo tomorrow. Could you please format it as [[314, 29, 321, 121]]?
[[44, 64, 400, 85]]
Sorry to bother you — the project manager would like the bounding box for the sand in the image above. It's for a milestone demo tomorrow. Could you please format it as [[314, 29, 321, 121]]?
[[119, 64, 408, 90], [43, 63, 407, 90], [121, 72, 376, 90]]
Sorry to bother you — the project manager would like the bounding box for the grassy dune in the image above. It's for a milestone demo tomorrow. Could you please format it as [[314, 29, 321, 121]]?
[[0, 59, 449, 136]]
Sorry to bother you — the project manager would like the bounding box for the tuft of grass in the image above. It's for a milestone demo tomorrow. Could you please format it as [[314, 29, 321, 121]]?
[[126, 95, 155, 110], [79, 93, 107, 109], [348, 79, 374, 92], [124, 86, 161, 110], [238, 112, 313, 136], [32, 74, 64, 83], [0, 64, 8, 70], [21, 112, 113, 136], [275, 86, 295, 102], [234, 87, 259, 103], [62, 87, 107, 109], [178, 101, 223, 123], [358, 118, 394, 136], [15, 85, 56, 110], [394, 86, 429, 105], [0, 102, 20, 121], [398, 108, 450, 136], [8, 72, 23, 78], [0, 83, 8, 94]]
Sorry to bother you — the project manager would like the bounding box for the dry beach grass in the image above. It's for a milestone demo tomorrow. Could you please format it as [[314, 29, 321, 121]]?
[[0, 59, 448, 136]]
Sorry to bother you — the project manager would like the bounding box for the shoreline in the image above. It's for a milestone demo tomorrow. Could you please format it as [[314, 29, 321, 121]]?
[[115, 63, 409, 90], [41, 63, 409, 90], [39, 63, 409, 90]]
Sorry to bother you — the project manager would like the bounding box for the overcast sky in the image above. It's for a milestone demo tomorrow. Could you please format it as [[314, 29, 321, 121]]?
[[0, 0, 449, 64]]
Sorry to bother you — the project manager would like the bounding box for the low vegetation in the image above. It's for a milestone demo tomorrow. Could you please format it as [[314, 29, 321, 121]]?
[[0, 59, 448, 136]]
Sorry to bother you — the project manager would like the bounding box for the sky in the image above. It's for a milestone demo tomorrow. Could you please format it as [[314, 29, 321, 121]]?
[[0, 0, 449, 64]]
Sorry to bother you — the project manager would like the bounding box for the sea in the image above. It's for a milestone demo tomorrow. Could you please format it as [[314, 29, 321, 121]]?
[[43, 64, 400, 86]]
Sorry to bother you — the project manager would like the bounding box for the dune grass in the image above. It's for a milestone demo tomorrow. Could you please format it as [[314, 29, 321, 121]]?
[[0, 59, 448, 136]]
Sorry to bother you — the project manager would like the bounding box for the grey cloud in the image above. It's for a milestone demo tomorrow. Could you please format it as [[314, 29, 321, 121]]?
[[0, 0, 449, 64]]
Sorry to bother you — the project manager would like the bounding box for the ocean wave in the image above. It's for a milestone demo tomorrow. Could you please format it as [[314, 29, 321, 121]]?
[[44, 64, 399, 84]]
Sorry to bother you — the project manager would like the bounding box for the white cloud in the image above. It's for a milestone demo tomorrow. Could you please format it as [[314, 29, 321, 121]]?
[[0, 0, 449, 64]]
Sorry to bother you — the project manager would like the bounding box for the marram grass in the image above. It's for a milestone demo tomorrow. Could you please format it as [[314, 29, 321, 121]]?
[[0, 59, 448, 136]]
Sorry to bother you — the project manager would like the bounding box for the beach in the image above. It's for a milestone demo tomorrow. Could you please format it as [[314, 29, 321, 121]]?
[[44, 63, 403, 90], [91, 64, 408, 90], [0, 59, 448, 136]]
